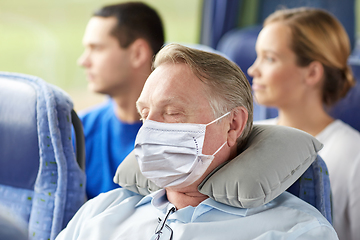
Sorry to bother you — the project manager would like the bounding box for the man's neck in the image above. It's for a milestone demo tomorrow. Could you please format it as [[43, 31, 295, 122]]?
[[165, 188, 209, 209], [110, 73, 148, 123], [111, 96, 141, 123]]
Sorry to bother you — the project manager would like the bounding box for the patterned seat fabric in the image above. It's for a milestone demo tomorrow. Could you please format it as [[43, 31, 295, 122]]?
[[287, 155, 332, 224], [0, 72, 86, 240]]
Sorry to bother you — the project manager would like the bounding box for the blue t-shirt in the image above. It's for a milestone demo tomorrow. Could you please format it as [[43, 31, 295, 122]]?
[[79, 100, 142, 199]]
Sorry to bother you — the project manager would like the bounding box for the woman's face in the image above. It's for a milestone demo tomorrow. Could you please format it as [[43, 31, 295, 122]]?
[[248, 22, 309, 108]]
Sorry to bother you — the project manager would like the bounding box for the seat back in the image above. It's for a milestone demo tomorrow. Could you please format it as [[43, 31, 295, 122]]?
[[216, 25, 261, 84], [258, 0, 356, 49], [0, 204, 28, 240], [200, 0, 242, 49], [0, 72, 86, 240], [201, 0, 356, 51], [286, 155, 332, 224]]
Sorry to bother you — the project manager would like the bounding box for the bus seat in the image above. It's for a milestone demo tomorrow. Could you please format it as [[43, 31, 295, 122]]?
[[216, 25, 261, 85], [258, 0, 356, 49], [328, 80, 360, 132], [286, 155, 332, 224], [0, 204, 28, 240], [200, 0, 242, 49], [200, 0, 355, 51], [0, 72, 86, 240]]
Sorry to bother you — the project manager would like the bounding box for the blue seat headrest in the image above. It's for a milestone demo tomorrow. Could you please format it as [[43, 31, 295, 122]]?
[[0, 77, 39, 190]]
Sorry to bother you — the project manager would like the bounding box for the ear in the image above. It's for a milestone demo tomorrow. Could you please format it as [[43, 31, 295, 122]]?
[[129, 38, 152, 69], [227, 106, 248, 147], [305, 61, 324, 86]]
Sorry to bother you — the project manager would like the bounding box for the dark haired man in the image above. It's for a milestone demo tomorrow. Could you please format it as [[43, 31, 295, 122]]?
[[77, 2, 164, 199]]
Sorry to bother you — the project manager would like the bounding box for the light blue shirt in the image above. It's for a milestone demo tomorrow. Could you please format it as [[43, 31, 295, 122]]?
[[56, 188, 338, 240]]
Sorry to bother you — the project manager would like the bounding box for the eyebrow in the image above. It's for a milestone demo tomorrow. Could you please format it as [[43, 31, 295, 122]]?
[[258, 48, 286, 59], [86, 42, 104, 48], [256, 48, 278, 55]]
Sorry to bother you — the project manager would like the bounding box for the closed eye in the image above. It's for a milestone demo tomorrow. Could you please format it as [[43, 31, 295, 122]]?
[[163, 111, 187, 123]]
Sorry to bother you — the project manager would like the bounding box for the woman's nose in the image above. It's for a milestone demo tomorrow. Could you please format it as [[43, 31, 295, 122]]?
[[247, 60, 258, 77]]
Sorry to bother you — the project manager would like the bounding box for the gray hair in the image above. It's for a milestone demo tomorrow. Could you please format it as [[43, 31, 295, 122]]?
[[153, 43, 253, 145]]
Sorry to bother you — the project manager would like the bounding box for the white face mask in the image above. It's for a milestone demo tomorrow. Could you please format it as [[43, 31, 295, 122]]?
[[134, 112, 230, 188]]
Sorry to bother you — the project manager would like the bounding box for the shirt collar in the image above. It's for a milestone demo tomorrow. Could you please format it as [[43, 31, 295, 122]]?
[[135, 189, 248, 218], [199, 198, 248, 216], [136, 189, 169, 211]]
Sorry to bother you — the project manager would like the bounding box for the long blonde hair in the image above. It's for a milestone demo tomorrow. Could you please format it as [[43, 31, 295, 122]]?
[[265, 7, 355, 106]]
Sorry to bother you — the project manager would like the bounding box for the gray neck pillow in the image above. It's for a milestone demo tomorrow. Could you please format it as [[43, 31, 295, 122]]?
[[114, 124, 322, 208]]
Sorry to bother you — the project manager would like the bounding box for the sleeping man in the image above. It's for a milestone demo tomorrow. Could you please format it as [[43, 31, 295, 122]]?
[[56, 43, 338, 240]]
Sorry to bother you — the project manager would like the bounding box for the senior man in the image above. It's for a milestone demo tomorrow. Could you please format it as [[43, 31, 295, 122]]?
[[56, 44, 337, 239]]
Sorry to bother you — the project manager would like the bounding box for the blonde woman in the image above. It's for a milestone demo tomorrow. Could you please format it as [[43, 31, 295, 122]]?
[[248, 7, 360, 240]]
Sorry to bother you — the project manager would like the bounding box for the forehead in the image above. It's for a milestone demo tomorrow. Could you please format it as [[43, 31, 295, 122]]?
[[138, 63, 212, 112], [256, 22, 292, 52], [83, 16, 117, 44]]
